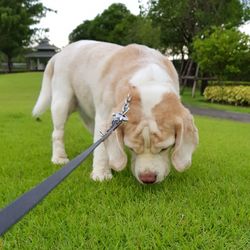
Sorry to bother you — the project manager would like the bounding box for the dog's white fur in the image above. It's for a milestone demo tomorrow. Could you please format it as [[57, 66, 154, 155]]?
[[33, 40, 198, 183]]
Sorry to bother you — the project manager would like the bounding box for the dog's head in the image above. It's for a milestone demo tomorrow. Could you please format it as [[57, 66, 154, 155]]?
[[105, 88, 198, 184]]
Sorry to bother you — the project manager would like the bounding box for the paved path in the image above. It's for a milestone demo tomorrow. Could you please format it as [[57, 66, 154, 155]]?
[[185, 105, 250, 123]]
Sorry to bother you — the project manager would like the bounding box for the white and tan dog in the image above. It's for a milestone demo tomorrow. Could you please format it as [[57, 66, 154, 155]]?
[[33, 40, 198, 184]]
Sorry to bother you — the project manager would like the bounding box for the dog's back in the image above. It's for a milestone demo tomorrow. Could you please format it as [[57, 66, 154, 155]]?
[[33, 40, 179, 117]]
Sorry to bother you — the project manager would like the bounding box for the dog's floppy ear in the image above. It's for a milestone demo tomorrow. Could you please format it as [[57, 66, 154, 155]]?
[[171, 112, 198, 172], [105, 126, 127, 171]]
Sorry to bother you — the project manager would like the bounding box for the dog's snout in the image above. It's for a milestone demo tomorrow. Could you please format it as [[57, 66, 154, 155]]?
[[139, 172, 157, 184]]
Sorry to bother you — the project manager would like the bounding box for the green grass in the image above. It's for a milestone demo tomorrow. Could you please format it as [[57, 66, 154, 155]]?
[[0, 73, 250, 249], [181, 88, 250, 114]]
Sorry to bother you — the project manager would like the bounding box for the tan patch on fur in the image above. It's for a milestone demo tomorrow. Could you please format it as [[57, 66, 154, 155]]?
[[121, 86, 145, 153], [101, 44, 146, 78], [153, 92, 183, 115], [152, 93, 184, 141], [100, 44, 178, 106], [152, 93, 198, 167]]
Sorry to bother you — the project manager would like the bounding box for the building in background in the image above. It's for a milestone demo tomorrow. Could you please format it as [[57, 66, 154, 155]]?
[[25, 38, 59, 71]]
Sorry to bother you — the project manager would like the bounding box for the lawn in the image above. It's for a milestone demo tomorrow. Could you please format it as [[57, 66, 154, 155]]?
[[0, 73, 250, 249]]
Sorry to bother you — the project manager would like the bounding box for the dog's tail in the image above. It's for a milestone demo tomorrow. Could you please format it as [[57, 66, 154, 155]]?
[[32, 58, 54, 118]]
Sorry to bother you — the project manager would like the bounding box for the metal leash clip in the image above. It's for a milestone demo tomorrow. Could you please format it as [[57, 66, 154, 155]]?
[[100, 94, 132, 137], [111, 94, 132, 125]]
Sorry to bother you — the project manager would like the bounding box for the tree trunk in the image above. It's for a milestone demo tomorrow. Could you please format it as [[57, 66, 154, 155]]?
[[181, 59, 190, 79], [180, 50, 185, 76], [192, 65, 199, 98], [7, 55, 13, 73], [200, 72, 209, 95]]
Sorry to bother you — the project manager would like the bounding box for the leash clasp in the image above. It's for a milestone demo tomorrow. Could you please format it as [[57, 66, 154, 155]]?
[[112, 94, 131, 124], [100, 94, 131, 137]]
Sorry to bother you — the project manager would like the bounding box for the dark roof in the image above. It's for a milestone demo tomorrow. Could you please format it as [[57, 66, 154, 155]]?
[[34, 38, 59, 51], [25, 38, 59, 59]]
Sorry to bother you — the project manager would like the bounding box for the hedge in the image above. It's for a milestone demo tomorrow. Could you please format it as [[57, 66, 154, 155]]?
[[208, 81, 250, 86], [204, 86, 250, 106]]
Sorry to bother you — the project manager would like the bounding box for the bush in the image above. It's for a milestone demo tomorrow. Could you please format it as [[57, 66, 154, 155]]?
[[208, 81, 250, 86], [204, 86, 250, 106]]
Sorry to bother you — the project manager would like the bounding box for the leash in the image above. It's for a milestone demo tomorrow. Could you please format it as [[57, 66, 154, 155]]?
[[0, 95, 131, 236]]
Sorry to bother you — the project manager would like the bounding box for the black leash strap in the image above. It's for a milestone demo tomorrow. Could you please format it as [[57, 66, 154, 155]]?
[[0, 95, 131, 236]]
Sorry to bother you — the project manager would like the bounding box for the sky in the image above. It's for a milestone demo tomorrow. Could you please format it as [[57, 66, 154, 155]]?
[[38, 0, 142, 48], [38, 0, 250, 49]]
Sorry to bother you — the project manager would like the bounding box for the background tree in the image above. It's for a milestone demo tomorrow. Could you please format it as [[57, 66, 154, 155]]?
[[69, 3, 133, 43], [69, 3, 161, 48], [124, 15, 162, 48], [193, 27, 250, 81], [0, 0, 49, 72], [145, 0, 250, 61], [68, 20, 93, 43]]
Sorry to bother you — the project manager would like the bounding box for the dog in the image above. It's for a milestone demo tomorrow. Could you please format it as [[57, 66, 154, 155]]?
[[33, 40, 198, 184]]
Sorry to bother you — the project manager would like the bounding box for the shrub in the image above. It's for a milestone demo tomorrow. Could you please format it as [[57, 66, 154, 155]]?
[[204, 86, 250, 106], [208, 81, 250, 86]]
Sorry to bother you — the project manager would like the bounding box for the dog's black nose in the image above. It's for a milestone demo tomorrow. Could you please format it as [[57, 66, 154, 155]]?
[[139, 172, 157, 184]]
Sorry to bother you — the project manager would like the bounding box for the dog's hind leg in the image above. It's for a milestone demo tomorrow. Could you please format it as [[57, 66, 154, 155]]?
[[51, 84, 75, 165]]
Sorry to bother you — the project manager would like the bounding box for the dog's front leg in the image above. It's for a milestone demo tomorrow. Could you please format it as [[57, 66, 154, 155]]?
[[91, 114, 112, 181]]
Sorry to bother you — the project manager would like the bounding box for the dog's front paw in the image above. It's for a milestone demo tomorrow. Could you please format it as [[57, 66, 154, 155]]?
[[51, 156, 69, 165], [91, 169, 113, 181]]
